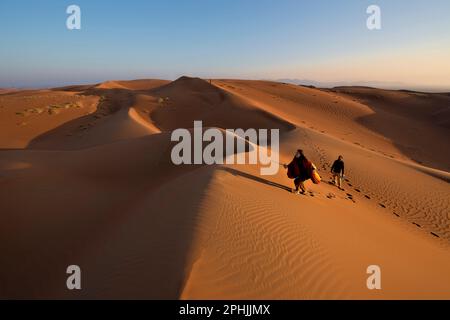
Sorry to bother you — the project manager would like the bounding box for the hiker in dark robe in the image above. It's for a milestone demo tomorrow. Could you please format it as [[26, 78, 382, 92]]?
[[284, 149, 311, 194]]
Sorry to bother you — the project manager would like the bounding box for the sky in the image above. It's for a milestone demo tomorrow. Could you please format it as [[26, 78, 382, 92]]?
[[0, 0, 449, 90]]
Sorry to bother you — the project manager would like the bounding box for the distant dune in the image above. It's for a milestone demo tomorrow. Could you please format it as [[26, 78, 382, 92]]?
[[277, 79, 450, 93], [0, 88, 18, 95], [0, 77, 449, 299]]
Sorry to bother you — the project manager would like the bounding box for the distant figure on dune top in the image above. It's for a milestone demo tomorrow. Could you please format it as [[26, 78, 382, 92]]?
[[331, 155, 345, 190], [284, 149, 321, 195]]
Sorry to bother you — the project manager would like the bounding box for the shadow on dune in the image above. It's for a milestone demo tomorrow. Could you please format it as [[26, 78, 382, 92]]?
[[72, 166, 217, 299], [0, 136, 215, 299], [410, 165, 450, 184], [142, 76, 296, 133], [355, 112, 450, 173], [221, 167, 292, 193]]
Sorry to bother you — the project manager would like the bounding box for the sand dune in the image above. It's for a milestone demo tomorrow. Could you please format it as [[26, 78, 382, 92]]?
[[0, 90, 100, 149], [331, 86, 450, 171], [96, 79, 170, 91], [22, 83, 165, 150], [149, 77, 295, 132], [215, 81, 450, 171], [1, 77, 449, 299], [0, 89, 18, 95]]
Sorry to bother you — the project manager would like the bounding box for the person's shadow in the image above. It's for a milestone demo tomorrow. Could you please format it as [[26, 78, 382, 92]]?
[[221, 167, 292, 193]]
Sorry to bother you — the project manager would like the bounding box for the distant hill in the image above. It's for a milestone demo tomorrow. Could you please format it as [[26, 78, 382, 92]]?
[[276, 79, 450, 93]]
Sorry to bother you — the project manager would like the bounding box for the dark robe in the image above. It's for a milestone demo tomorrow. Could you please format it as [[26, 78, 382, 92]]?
[[287, 155, 311, 182]]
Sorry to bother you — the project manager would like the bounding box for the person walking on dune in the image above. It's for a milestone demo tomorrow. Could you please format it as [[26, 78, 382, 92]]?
[[331, 155, 345, 190], [284, 149, 312, 195]]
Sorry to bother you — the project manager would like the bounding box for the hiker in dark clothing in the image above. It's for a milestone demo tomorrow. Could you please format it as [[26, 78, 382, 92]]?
[[331, 155, 345, 190], [284, 149, 311, 194]]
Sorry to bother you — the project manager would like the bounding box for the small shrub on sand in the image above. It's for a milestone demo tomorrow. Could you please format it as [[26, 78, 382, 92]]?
[[47, 108, 60, 115]]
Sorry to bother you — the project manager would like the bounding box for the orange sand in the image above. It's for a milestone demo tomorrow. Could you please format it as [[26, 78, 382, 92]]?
[[0, 78, 449, 299]]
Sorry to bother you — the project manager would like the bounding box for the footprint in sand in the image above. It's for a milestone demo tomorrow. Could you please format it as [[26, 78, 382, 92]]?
[[431, 232, 440, 238], [354, 188, 361, 193], [345, 193, 356, 203], [326, 193, 336, 199]]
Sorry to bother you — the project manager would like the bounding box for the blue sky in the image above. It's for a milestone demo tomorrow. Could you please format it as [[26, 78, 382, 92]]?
[[0, 0, 449, 89]]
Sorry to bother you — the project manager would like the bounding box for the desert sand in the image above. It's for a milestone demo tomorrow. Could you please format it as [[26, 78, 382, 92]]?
[[0, 77, 449, 299]]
